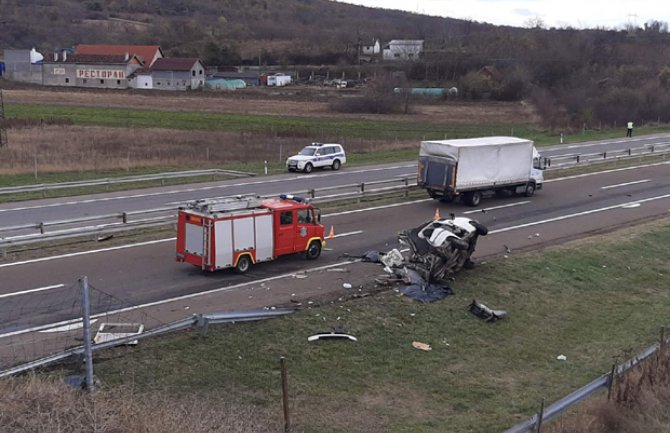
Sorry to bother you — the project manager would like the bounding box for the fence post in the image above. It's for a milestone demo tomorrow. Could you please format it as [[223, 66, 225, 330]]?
[[404, 177, 409, 198], [536, 398, 545, 433], [79, 276, 95, 392], [603, 152, 607, 159], [39, 222, 45, 234], [280, 356, 290, 433], [607, 363, 616, 400], [122, 212, 128, 224], [309, 189, 315, 199]]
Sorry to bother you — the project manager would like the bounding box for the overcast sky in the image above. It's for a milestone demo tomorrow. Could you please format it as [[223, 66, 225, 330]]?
[[336, 0, 670, 29]]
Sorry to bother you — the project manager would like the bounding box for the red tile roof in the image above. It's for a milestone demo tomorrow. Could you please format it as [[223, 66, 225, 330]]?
[[75, 44, 163, 66], [151, 58, 202, 71]]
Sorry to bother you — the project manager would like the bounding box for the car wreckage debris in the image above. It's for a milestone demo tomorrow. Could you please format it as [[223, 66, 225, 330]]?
[[468, 299, 507, 322], [398, 216, 488, 284], [308, 325, 357, 342]]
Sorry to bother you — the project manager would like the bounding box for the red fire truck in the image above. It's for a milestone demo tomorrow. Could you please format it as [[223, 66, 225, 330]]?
[[176, 194, 326, 273]]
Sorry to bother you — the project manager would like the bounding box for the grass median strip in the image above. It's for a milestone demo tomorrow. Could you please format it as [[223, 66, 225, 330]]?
[[60, 219, 670, 433]]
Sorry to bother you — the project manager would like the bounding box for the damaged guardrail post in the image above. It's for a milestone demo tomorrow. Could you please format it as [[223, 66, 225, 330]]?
[[607, 363, 616, 400], [536, 398, 545, 433], [196, 314, 209, 337], [404, 177, 409, 197]]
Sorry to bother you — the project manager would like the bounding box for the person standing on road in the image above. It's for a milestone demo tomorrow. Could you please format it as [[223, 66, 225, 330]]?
[[626, 121, 634, 137]]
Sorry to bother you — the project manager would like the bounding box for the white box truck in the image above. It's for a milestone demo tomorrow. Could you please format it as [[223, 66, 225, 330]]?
[[417, 136, 545, 206]]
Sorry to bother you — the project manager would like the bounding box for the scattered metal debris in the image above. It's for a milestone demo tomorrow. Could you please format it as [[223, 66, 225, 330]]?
[[93, 322, 144, 345], [468, 300, 507, 322]]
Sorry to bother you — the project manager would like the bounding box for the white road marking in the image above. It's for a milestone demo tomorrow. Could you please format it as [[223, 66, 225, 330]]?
[[325, 199, 431, 217], [490, 193, 670, 234], [601, 179, 651, 190], [0, 283, 65, 299], [546, 160, 670, 182], [39, 319, 97, 333], [0, 165, 416, 214], [0, 238, 175, 268], [331, 230, 363, 238], [462, 201, 530, 214], [0, 259, 359, 340]]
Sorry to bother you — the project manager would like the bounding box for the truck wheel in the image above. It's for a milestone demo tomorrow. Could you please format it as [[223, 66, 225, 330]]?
[[331, 159, 341, 171], [305, 241, 322, 260], [303, 163, 313, 174], [524, 183, 536, 197], [470, 221, 489, 236], [464, 191, 481, 207], [234, 255, 252, 274]]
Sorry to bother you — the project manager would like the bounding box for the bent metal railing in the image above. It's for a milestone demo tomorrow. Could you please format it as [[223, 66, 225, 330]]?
[[502, 332, 669, 433]]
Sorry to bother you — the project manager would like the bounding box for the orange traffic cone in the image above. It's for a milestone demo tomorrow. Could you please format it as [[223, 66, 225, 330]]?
[[328, 226, 335, 239], [433, 208, 441, 221]]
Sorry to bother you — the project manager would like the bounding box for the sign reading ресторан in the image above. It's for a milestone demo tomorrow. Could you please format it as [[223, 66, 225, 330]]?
[[76, 69, 126, 79]]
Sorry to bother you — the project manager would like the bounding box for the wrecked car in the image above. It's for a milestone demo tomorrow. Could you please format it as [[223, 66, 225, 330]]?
[[398, 216, 488, 283]]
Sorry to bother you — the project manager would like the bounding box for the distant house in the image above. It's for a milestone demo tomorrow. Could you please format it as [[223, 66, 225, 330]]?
[[150, 58, 205, 91], [266, 73, 291, 87], [361, 39, 380, 56], [382, 40, 424, 61], [42, 52, 142, 89], [75, 44, 163, 67]]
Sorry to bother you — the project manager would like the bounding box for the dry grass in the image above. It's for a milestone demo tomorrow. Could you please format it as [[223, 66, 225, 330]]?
[[546, 345, 670, 433], [1, 124, 413, 175], [0, 375, 282, 433]]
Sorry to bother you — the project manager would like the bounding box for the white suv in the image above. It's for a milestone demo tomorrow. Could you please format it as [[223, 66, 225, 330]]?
[[286, 143, 346, 173]]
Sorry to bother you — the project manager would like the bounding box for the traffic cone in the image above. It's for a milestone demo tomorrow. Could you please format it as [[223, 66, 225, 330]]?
[[328, 226, 335, 239], [433, 208, 441, 221]]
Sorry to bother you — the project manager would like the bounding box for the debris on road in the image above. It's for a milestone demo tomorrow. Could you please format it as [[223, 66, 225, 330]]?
[[342, 283, 352, 289], [308, 325, 357, 342], [468, 300, 507, 322]]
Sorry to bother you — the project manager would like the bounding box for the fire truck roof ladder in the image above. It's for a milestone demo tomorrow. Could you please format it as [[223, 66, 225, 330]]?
[[187, 194, 263, 213]]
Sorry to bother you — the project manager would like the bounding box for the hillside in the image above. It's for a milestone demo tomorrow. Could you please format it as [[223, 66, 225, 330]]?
[[0, 0, 487, 61]]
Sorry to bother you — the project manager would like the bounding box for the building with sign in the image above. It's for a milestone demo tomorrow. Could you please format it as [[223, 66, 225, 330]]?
[[42, 52, 142, 89]]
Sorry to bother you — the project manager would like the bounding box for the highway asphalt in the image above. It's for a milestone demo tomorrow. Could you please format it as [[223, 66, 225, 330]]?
[[1, 156, 669, 341]]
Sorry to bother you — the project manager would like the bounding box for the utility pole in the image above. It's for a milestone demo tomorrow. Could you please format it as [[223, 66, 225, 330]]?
[[0, 89, 7, 147]]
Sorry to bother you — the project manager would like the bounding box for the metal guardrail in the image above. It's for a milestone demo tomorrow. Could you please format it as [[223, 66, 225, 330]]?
[[0, 177, 418, 251], [545, 143, 670, 169], [0, 308, 294, 379], [502, 335, 669, 433], [0, 169, 255, 197]]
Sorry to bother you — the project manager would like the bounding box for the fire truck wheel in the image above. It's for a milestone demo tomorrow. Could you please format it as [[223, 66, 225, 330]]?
[[234, 255, 252, 274], [303, 163, 313, 174], [305, 241, 322, 260]]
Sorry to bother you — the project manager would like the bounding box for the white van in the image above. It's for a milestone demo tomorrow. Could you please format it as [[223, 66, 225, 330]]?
[[286, 143, 347, 173]]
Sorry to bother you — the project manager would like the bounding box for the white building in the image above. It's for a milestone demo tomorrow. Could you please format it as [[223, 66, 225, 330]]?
[[382, 40, 424, 61], [361, 39, 380, 56]]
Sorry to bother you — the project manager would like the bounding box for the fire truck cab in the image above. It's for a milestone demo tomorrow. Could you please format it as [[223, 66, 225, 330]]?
[[176, 194, 325, 273]]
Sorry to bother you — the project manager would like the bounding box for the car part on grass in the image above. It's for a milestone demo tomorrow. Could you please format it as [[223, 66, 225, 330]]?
[[398, 216, 488, 283], [468, 299, 507, 322], [308, 332, 357, 342], [412, 341, 432, 351], [93, 322, 145, 346]]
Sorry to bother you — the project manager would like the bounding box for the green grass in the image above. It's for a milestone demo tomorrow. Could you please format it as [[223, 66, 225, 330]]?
[[12, 102, 670, 146], [85, 221, 670, 433]]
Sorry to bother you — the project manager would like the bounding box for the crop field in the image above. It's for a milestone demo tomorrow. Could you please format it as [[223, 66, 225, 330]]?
[[4, 220, 666, 433]]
